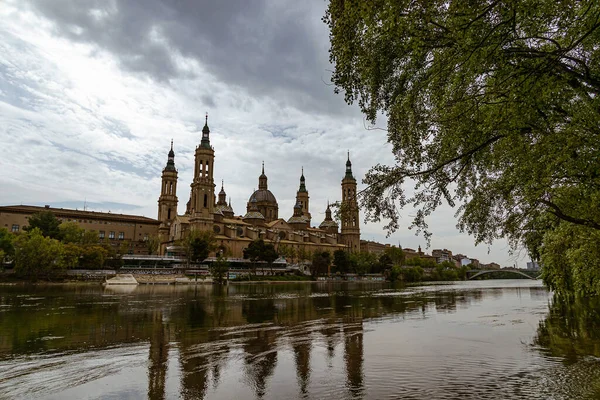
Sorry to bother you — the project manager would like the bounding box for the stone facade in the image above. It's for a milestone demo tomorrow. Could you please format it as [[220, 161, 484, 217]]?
[[159, 116, 361, 259], [0, 205, 160, 254]]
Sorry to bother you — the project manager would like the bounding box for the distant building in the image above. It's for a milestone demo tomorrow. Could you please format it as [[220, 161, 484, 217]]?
[[526, 261, 541, 271], [360, 240, 388, 256], [0, 204, 160, 254], [158, 116, 359, 258], [432, 248, 453, 264]]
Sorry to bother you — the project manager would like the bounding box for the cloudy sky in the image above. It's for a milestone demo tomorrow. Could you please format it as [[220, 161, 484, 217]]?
[[0, 0, 525, 266]]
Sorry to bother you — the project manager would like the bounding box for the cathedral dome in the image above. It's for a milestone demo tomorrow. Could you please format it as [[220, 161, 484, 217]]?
[[248, 189, 278, 205]]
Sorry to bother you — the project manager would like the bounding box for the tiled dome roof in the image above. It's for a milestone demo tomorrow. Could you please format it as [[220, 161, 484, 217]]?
[[243, 211, 265, 220], [248, 189, 278, 205], [319, 220, 338, 228]]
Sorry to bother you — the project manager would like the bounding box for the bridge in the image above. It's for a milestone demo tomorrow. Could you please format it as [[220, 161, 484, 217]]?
[[467, 269, 541, 280]]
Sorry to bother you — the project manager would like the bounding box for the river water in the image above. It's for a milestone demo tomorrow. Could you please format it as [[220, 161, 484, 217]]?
[[1, 280, 599, 399]]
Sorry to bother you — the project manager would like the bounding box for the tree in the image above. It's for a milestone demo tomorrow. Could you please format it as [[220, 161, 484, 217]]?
[[384, 247, 405, 267], [349, 251, 378, 275], [0, 228, 14, 263], [13, 228, 65, 280], [62, 243, 82, 269], [180, 230, 216, 265], [325, 1, 600, 294], [24, 211, 62, 239], [59, 222, 84, 244], [243, 239, 278, 275], [333, 249, 350, 274], [80, 245, 109, 269], [311, 251, 331, 278], [146, 235, 160, 255], [210, 254, 230, 284]]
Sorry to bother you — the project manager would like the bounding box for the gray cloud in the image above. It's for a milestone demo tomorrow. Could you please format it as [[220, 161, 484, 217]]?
[[24, 0, 343, 115]]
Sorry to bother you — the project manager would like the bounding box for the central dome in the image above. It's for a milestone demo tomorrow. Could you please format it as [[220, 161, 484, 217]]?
[[248, 189, 278, 205]]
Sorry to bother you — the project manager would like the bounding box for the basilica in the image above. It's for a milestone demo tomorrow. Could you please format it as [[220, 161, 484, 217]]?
[[157, 116, 361, 258]]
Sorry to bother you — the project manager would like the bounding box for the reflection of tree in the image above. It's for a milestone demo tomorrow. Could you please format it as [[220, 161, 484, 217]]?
[[148, 311, 169, 400], [344, 320, 364, 398], [319, 321, 341, 364], [293, 342, 311, 396], [243, 329, 278, 398], [180, 347, 210, 400], [535, 296, 600, 362]]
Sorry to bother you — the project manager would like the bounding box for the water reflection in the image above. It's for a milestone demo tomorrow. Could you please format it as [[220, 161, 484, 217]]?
[[1, 281, 599, 399]]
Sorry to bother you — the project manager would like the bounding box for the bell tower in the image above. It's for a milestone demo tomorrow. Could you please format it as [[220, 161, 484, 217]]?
[[295, 167, 311, 225], [340, 152, 360, 253], [189, 113, 216, 229], [158, 140, 178, 240]]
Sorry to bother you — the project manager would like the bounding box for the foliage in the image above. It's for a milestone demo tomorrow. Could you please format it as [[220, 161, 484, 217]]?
[[389, 265, 424, 283], [311, 251, 331, 278], [13, 228, 65, 280], [243, 239, 279, 275], [81, 230, 100, 245], [0, 228, 14, 262], [62, 243, 82, 269], [405, 257, 437, 268], [541, 223, 600, 296], [332, 249, 350, 274], [384, 247, 405, 266], [80, 245, 109, 269], [146, 235, 160, 256], [210, 254, 229, 284], [324, 0, 600, 294], [378, 253, 392, 269], [59, 222, 84, 244], [297, 247, 312, 262], [180, 229, 216, 265], [349, 251, 378, 275], [25, 211, 62, 239], [535, 295, 600, 360], [430, 265, 459, 281]]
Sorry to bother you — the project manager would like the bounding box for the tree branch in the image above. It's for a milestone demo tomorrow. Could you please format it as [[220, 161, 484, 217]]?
[[539, 199, 600, 230]]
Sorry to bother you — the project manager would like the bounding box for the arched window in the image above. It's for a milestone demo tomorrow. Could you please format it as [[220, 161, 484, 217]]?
[[206, 161, 210, 175], [169, 182, 173, 195], [204, 194, 208, 208], [168, 208, 171, 219]]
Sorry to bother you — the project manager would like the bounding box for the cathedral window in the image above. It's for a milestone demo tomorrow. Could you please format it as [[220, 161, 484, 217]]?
[[169, 182, 173, 195], [167, 208, 171, 219], [203, 194, 208, 208]]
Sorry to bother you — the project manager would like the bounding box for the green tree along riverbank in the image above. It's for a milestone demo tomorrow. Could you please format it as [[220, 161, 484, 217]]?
[[324, 1, 600, 295]]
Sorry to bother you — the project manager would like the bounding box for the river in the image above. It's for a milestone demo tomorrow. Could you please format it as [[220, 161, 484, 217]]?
[[1, 280, 599, 399]]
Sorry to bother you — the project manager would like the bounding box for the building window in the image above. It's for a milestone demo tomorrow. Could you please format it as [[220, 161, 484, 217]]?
[[99, 231, 105, 239], [204, 194, 208, 208], [109, 231, 115, 239], [168, 208, 171, 220], [118, 232, 124, 240], [144, 234, 149, 241], [11, 224, 19, 233]]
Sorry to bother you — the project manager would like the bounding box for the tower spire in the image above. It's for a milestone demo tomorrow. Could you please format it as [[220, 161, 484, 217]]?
[[259, 163, 268, 190], [201, 112, 210, 148], [298, 166, 307, 192], [345, 151, 354, 180], [165, 140, 175, 171]]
